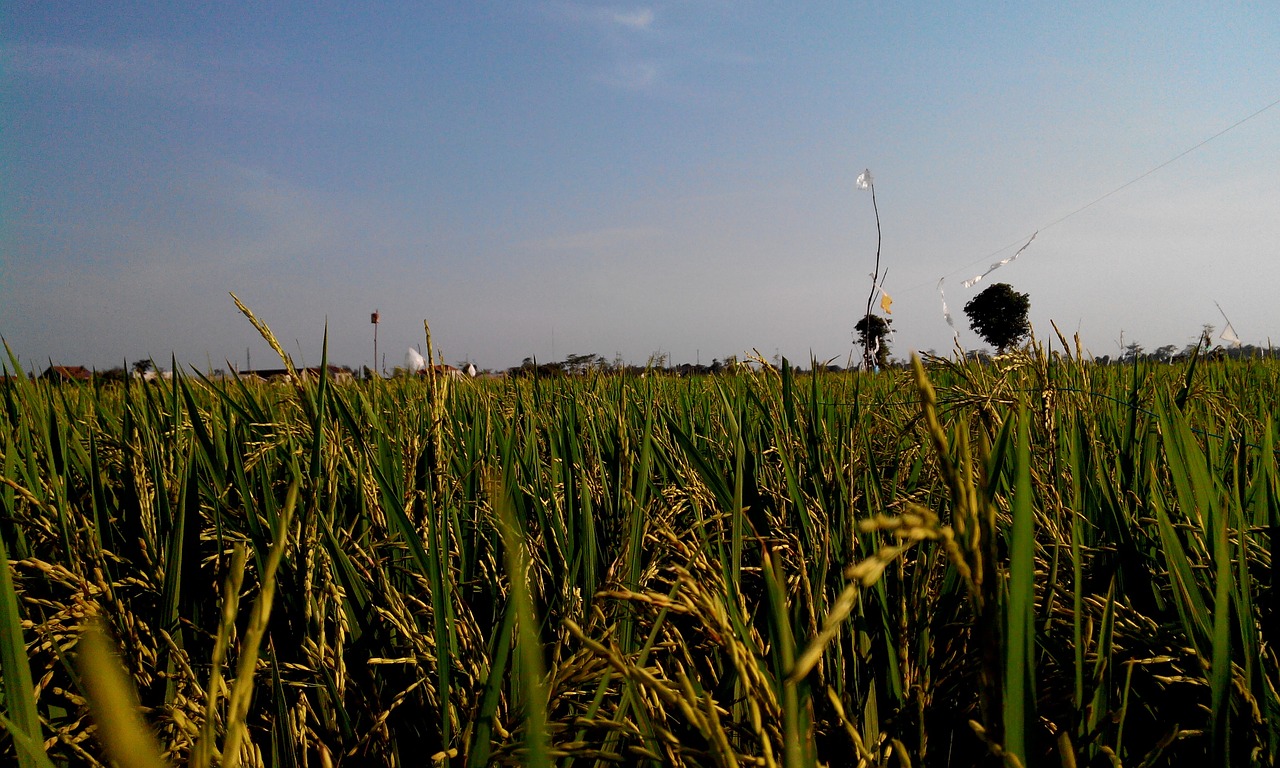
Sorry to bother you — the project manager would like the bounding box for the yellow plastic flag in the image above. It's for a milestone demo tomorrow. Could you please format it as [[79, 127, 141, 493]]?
[[880, 291, 893, 314]]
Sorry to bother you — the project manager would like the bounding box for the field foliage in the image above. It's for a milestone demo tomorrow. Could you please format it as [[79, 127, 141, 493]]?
[[2, 337, 1278, 767]]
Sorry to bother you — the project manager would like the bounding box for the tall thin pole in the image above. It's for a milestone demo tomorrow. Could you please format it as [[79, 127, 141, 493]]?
[[371, 310, 381, 379], [861, 177, 882, 372]]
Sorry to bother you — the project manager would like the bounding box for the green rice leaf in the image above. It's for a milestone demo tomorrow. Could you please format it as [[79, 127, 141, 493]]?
[[0, 535, 47, 768]]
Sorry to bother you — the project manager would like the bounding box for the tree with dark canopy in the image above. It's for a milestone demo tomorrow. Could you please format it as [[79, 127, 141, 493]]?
[[963, 282, 1030, 352], [855, 314, 892, 369]]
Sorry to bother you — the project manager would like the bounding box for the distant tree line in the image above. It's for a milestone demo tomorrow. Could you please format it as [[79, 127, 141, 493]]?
[[503, 352, 854, 378]]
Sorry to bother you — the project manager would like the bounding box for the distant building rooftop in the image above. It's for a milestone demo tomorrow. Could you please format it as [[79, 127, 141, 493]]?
[[41, 365, 93, 382]]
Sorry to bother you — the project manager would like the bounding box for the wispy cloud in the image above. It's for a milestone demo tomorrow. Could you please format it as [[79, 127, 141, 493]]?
[[542, 2, 665, 90], [596, 60, 661, 90], [611, 8, 655, 30], [528, 225, 662, 251], [4, 40, 298, 114], [7, 41, 185, 86], [545, 2, 658, 32]]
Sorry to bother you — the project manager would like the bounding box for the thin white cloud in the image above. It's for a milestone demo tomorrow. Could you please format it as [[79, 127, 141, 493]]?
[[545, 3, 658, 32], [596, 59, 661, 90], [611, 8, 655, 30], [528, 225, 662, 251], [4, 40, 297, 114], [541, 2, 664, 90], [6, 41, 184, 87]]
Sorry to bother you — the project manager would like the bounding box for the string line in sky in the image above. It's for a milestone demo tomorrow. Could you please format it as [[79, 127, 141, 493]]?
[[899, 92, 1280, 295], [1032, 95, 1280, 239]]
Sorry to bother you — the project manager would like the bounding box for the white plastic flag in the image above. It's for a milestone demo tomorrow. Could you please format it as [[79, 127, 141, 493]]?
[[856, 169, 873, 190], [963, 231, 1038, 288], [1215, 301, 1243, 347], [938, 279, 956, 331]]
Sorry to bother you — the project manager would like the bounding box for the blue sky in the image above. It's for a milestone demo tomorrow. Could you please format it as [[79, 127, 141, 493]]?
[[3, 2, 1278, 372]]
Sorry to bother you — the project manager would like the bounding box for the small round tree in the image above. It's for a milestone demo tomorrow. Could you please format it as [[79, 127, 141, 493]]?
[[855, 314, 892, 369], [963, 282, 1030, 352]]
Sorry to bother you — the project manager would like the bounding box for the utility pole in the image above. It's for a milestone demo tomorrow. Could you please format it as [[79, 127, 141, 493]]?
[[371, 310, 381, 379]]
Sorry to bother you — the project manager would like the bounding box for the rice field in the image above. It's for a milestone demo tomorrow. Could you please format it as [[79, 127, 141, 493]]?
[[2, 333, 1278, 767]]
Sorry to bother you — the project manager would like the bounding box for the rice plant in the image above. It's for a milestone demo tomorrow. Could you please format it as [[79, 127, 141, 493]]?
[[1, 328, 1277, 766]]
